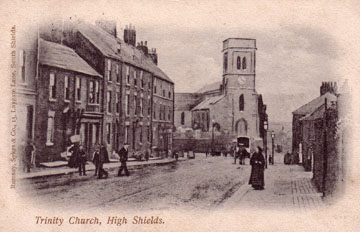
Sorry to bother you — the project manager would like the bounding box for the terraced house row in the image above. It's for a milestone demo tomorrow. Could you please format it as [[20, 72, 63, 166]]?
[[17, 19, 174, 163]]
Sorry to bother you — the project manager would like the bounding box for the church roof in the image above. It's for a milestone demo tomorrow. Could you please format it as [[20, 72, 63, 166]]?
[[39, 39, 102, 77], [175, 93, 203, 111], [197, 81, 222, 94], [192, 94, 224, 110], [77, 22, 173, 83], [292, 92, 337, 115]]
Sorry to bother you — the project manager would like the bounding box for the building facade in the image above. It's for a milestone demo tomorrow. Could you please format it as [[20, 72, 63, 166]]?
[[35, 39, 102, 162], [174, 38, 267, 152]]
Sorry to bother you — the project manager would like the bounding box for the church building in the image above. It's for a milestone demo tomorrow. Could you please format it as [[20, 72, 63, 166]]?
[[174, 38, 267, 151]]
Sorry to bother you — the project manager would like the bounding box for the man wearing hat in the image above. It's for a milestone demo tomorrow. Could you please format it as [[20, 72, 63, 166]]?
[[117, 144, 130, 177], [249, 146, 266, 190]]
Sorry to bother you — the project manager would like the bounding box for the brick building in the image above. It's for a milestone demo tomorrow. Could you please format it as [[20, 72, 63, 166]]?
[[47, 19, 175, 156], [292, 82, 337, 164], [35, 39, 102, 162], [174, 38, 267, 152]]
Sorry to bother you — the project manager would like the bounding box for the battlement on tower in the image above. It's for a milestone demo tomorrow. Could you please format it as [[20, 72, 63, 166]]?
[[223, 38, 256, 50]]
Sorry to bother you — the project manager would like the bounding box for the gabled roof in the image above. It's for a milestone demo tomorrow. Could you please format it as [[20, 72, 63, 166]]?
[[175, 93, 204, 111], [77, 22, 173, 84], [192, 94, 224, 111], [39, 39, 102, 77], [292, 92, 337, 115], [300, 104, 325, 121]]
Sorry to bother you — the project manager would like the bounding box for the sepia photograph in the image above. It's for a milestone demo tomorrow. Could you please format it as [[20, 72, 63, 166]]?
[[1, 0, 359, 231]]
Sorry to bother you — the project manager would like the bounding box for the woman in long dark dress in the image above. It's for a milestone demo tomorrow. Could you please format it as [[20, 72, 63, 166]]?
[[249, 146, 265, 190]]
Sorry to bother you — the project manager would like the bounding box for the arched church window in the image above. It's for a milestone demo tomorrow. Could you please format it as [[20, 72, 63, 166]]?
[[239, 94, 245, 111], [237, 56, 241, 70], [242, 57, 247, 70], [181, 112, 185, 125]]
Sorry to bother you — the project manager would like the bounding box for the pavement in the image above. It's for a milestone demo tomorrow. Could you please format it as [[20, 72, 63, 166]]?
[[221, 152, 324, 210], [18, 156, 186, 179]]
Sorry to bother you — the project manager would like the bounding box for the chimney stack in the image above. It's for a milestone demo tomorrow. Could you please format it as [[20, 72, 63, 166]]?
[[124, 23, 136, 46]]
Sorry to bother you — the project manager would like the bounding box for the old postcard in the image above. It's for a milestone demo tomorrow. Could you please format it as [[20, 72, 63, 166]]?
[[1, 0, 359, 231]]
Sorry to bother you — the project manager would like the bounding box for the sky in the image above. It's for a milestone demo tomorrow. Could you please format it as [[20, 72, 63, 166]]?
[[8, 0, 360, 122]]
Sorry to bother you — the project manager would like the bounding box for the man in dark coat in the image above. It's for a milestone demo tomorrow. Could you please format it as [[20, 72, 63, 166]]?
[[117, 144, 130, 176], [249, 146, 266, 190], [92, 145, 100, 176], [78, 145, 87, 176], [98, 143, 109, 179]]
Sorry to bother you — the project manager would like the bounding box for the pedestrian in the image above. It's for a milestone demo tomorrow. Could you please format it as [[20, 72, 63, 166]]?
[[145, 148, 150, 162], [117, 144, 130, 177], [78, 145, 87, 176], [92, 145, 100, 176], [248, 146, 266, 190], [69, 142, 80, 168], [23, 140, 33, 173], [98, 143, 109, 179]]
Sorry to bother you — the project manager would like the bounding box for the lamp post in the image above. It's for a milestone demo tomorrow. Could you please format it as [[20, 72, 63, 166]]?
[[264, 120, 268, 169], [271, 131, 275, 165], [211, 120, 215, 156]]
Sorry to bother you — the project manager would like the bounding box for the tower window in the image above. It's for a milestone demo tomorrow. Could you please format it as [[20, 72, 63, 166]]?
[[239, 94, 245, 111], [237, 56, 241, 70], [223, 52, 228, 73], [242, 57, 247, 70]]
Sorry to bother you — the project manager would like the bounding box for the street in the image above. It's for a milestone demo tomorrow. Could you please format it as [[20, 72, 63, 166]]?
[[19, 155, 250, 211], [19, 153, 323, 212]]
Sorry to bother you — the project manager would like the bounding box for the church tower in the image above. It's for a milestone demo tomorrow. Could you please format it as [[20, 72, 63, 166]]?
[[222, 38, 259, 139]]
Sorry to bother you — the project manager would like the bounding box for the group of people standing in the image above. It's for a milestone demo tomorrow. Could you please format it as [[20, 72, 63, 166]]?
[[69, 143, 130, 179]]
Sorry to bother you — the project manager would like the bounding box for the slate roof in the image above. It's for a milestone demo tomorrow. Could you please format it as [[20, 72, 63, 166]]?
[[39, 39, 101, 77], [192, 94, 224, 110], [300, 104, 325, 121], [77, 22, 173, 84], [175, 93, 203, 111], [292, 92, 337, 115], [197, 81, 222, 93]]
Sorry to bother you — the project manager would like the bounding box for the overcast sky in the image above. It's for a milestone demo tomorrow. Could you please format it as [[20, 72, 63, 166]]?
[[11, 0, 359, 122]]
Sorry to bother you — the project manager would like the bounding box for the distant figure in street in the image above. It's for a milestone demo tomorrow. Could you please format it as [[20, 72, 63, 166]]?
[[173, 150, 179, 161], [284, 151, 292, 165], [145, 149, 150, 162], [117, 144, 130, 177], [92, 145, 100, 176], [249, 146, 266, 190], [23, 140, 34, 173], [78, 145, 87, 176], [98, 143, 109, 179]]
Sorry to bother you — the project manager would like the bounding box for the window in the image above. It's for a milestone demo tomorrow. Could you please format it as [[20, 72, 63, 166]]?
[[107, 91, 112, 113], [19, 50, 25, 83], [49, 72, 56, 100], [125, 126, 129, 144], [239, 94, 245, 111], [75, 77, 81, 101], [140, 98, 143, 116], [46, 111, 55, 146], [126, 66, 130, 84], [153, 103, 156, 119], [134, 70, 137, 87], [134, 96, 137, 115], [107, 60, 112, 82], [95, 81, 99, 104], [148, 105, 151, 116], [148, 80, 151, 89], [64, 75, 70, 101], [125, 94, 130, 116], [116, 92, 120, 114], [168, 91, 171, 99], [140, 127, 143, 143], [223, 52, 228, 72], [88, 80, 95, 103], [147, 126, 150, 141], [140, 71, 144, 88], [168, 107, 171, 121], [106, 123, 111, 144], [116, 64, 120, 83], [242, 57, 247, 70], [181, 112, 185, 125], [154, 78, 157, 94], [237, 56, 241, 70], [163, 89, 165, 97]]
